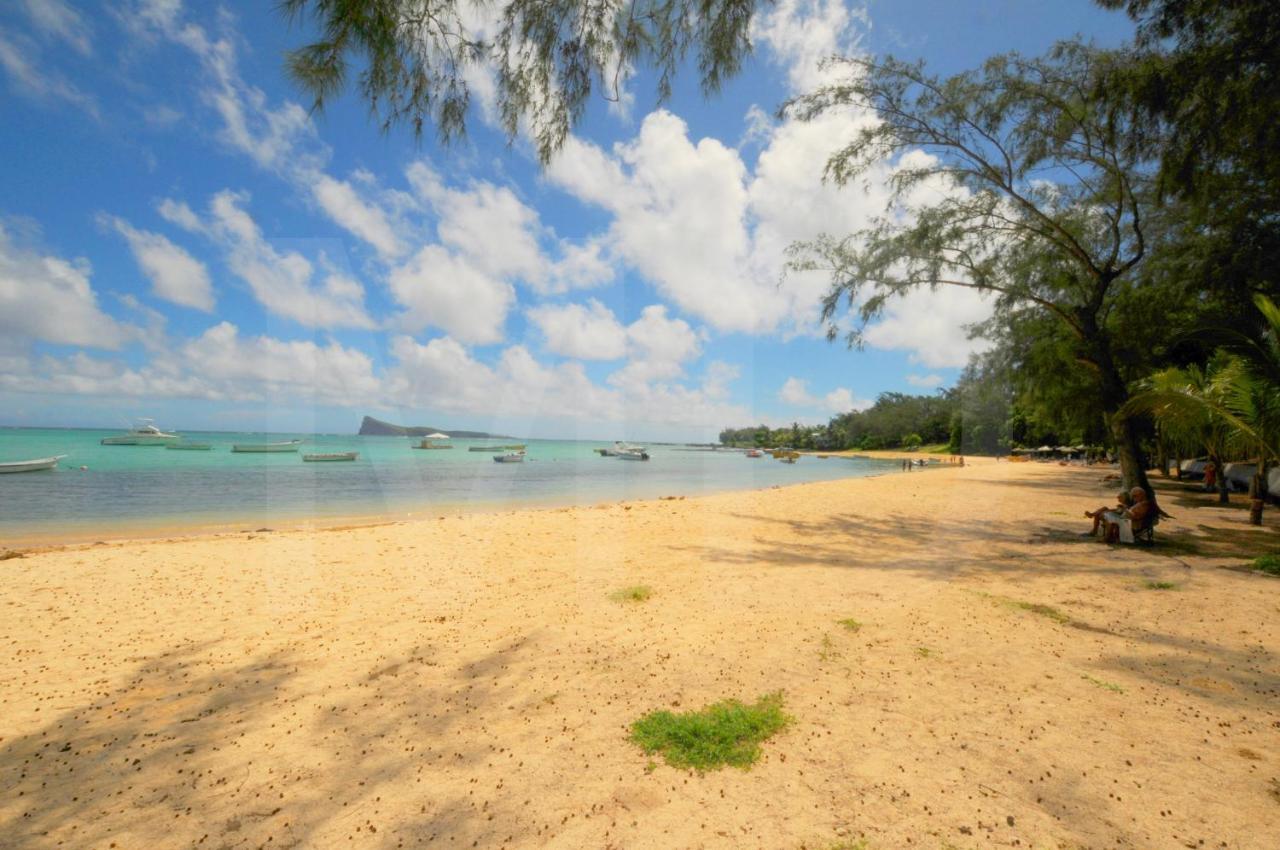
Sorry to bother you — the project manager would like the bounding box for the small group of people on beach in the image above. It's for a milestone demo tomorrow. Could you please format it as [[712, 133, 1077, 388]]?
[[1083, 486, 1154, 543]]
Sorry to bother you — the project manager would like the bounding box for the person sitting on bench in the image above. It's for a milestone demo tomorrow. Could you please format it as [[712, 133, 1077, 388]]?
[[1103, 487, 1155, 544], [1084, 491, 1132, 537]]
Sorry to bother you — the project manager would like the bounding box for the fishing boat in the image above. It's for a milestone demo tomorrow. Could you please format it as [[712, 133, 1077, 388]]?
[[100, 419, 180, 445], [601, 441, 646, 457], [616, 448, 650, 461], [493, 451, 525, 463], [0, 455, 66, 474], [303, 452, 358, 462], [231, 439, 302, 453], [413, 432, 453, 449], [166, 442, 212, 451]]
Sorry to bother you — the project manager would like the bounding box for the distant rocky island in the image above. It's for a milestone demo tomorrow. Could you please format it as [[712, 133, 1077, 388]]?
[[357, 416, 512, 439]]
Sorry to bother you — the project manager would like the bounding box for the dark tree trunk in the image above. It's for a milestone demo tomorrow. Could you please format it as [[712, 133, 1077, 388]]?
[[1249, 457, 1267, 526], [1083, 306, 1152, 500], [1215, 455, 1230, 504], [1174, 455, 1183, 480], [1096, 362, 1152, 498]]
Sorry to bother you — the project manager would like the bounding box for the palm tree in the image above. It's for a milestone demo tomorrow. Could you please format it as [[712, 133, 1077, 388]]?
[[1126, 357, 1237, 505], [1126, 296, 1280, 525]]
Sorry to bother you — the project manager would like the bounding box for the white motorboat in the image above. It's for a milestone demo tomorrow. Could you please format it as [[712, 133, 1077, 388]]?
[[0, 455, 66, 474], [493, 451, 525, 463], [303, 452, 358, 462], [616, 448, 650, 461], [232, 439, 303, 453], [601, 441, 646, 457], [101, 419, 180, 445]]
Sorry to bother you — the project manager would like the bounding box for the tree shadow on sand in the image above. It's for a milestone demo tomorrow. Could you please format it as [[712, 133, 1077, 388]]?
[[0, 633, 541, 849]]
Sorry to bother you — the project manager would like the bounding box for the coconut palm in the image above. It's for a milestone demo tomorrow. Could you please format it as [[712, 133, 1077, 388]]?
[[1127, 296, 1280, 524], [1127, 356, 1239, 504]]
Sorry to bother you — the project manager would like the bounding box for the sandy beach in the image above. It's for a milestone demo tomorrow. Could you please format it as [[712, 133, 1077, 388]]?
[[1, 459, 1277, 849]]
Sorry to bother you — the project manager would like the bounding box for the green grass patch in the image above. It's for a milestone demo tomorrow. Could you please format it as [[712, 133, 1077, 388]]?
[[630, 692, 790, 772], [610, 585, 652, 603], [1144, 580, 1179, 590], [818, 634, 840, 662], [1082, 674, 1124, 693], [915, 646, 935, 658], [1253, 554, 1280, 576], [836, 618, 862, 632]]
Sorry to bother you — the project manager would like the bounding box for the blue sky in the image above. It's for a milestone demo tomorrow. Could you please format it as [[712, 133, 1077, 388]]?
[[0, 1, 1133, 440]]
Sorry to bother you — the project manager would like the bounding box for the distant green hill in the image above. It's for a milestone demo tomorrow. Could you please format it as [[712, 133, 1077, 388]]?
[[357, 416, 512, 439]]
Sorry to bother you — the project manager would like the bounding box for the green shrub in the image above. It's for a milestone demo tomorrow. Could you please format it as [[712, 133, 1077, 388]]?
[[611, 585, 652, 603], [1253, 554, 1280, 576], [630, 692, 790, 771]]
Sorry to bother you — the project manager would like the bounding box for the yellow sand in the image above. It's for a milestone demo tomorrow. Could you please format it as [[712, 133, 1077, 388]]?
[[1, 459, 1277, 849]]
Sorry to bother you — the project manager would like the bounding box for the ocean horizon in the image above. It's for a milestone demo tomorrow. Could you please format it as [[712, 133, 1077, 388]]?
[[0, 427, 900, 542]]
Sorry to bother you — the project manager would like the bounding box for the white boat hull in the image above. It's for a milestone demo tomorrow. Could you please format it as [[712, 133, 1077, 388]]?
[[0, 455, 66, 473], [100, 434, 179, 445], [232, 440, 302, 453], [493, 453, 525, 463]]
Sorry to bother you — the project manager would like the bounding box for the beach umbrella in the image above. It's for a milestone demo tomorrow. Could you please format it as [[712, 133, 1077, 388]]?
[[427, 432, 450, 439], [1036, 445, 1053, 452]]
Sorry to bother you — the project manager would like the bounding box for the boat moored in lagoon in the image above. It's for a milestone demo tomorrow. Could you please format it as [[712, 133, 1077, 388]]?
[[100, 419, 180, 445], [303, 452, 358, 462], [493, 451, 526, 463], [0, 455, 67, 474], [232, 439, 303, 453]]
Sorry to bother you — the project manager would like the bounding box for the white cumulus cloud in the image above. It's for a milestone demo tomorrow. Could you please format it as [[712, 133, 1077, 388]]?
[[0, 224, 133, 349], [102, 215, 214, 311], [526, 299, 627, 360]]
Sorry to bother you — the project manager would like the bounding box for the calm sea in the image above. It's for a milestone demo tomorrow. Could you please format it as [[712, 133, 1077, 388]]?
[[0, 428, 899, 541]]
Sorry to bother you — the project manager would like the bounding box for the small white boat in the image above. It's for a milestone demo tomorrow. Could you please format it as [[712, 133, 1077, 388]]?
[[0, 455, 66, 474], [602, 441, 646, 457], [746, 449, 763, 458], [303, 452, 358, 462], [232, 439, 303, 453], [616, 449, 650, 461], [166, 442, 212, 451], [101, 419, 180, 445], [493, 451, 525, 463]]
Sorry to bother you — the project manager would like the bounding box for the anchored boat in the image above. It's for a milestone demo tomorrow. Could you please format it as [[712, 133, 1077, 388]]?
[[232, 439, 302, 453], [303, 452, 358, 462], [101, 419, 180, 445], [493, 451, 525, 463], [0, 455, 66, 474]]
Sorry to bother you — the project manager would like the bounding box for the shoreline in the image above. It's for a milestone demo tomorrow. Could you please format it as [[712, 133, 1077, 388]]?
[[2, 459, 1276, 849], [0, 461, 911, 550]]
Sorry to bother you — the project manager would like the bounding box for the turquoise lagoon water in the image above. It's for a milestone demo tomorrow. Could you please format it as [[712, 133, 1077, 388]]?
[[0, 428, 900, 540]]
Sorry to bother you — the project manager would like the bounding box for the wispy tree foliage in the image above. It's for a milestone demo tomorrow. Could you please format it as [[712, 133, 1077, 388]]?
[[785, 43, 1160, 493], [280, 0, 759, 162]]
